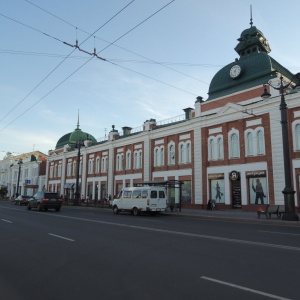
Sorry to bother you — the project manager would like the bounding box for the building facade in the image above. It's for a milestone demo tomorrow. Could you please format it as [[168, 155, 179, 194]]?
[[0, 151, 47, 198], [46, 22, 300, 211]]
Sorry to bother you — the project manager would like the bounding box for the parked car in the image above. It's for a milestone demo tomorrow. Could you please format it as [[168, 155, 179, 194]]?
[[14, 195, 31, 206], [27, 192, 63, 212]]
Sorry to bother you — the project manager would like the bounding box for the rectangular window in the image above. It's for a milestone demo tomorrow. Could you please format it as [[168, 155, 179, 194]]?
[[150, 190, 157, 198], [141, 190, 148, 198], [123, 191, 132, 198], [159, 191, 165, 198], [132, 190, 141, 198]]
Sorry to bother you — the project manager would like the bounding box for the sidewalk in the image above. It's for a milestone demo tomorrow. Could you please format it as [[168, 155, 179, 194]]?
[[164, 207, 300, 226], [58, 201, 300, 227]]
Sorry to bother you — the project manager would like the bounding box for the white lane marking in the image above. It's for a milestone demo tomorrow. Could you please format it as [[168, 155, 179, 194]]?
[[46, 214, 300, 251], [259, 230, 300, 236], [1, 219, 12, 223], [201, 276, 292, 300], [48, 233, 75, 242], [138, 218, 163, 223]]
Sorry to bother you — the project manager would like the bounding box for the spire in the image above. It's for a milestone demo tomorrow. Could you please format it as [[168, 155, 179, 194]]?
[[250, 5, 253, 27], [77, 109, 80, 129]]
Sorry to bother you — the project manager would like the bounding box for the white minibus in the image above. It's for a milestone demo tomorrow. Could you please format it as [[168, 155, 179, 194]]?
[[112, 186, 167, 216]]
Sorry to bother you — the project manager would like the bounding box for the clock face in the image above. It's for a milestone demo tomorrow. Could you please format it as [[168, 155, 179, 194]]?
[[230, 65, 241, 78]]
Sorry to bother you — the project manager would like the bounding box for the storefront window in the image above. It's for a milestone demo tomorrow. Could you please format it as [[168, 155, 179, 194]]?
[[210, 179, 225, 203], [181, 180, 191, 204], [247, 171, 268, 204]]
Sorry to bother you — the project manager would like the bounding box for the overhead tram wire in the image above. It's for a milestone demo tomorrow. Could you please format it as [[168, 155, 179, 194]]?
[[0, 1, 179, 132], [0, 0, 135, 123], [24, 0, 207, 84]]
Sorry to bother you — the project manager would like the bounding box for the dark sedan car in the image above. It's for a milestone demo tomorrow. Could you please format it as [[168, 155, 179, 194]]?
[[14, 195, 31, 206], [27, 192, 63, 212]]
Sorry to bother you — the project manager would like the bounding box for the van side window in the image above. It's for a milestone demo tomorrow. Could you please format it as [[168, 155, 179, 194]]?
[[159, 191, 165, 198], [123, 191, 132, 198], [132, 190, 141, 198], [150, 191, 157, 198], [141, 190, 148, 198]]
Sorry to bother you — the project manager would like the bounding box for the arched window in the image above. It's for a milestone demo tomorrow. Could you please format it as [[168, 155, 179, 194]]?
[[179, 143, 184, 163], [72, 161, 76, 176], [50, 166, 54, 178], [209, 138, 215, 160], [101, 156, 108, 172], [88, 159, 94, 174], [134, 152, 138, 169], [257, 130, 265, 154], [58, 165, 62, 177], [126, 151, 131, 169], [154, 148, 159, 166], [247, 132, 253, 156], [116, 155, 120, 171], [138, 150, 142, 168], [186, 142, 191, 163], [296, 124, 300, 150], [54, 165, 57, 178], [217, 137, 223, 159], [160, 147, 164, 165], [230, 133, 239, 158], [96, 157, 100, 173], [169, 144, 175, 164], [67, 162, 71, 176]]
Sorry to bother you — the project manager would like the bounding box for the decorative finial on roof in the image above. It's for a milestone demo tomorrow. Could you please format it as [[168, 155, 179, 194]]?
[[250, 5, 253, 27], [77, 109, 80, 129]]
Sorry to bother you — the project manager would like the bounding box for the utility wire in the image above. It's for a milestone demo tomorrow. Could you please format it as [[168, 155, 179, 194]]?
[[24, 0, 206, 83], [0, 1, 176, 132], [0, 12, 64, 44], [0, 48, 224, 68], [0, 1, 135, 123]]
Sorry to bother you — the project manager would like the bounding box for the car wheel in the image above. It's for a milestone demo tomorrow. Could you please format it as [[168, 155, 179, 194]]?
[[133, 207, 139, 216], [37, 203, 42, 211], [113, 205, 119, 214], [27, 204, 31, 210], [55, 207, 61, 212]]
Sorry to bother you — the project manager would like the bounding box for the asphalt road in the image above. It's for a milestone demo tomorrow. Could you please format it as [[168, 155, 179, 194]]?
[[1, 201, 300, 300]]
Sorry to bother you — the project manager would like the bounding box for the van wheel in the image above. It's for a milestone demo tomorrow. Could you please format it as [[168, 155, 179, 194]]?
[[113, 205, 119, 214], [133, 207, 139, 216]]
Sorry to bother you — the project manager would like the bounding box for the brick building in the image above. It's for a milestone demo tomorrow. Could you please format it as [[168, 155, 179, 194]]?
[[46, 22, 300, 211]]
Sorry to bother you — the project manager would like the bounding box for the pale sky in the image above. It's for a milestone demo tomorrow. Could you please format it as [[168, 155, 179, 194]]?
[[1, 0, 300, 159]]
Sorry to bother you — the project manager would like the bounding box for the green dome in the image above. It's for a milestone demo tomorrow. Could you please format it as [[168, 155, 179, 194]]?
[[207, 52, 276, 100], [69, 127, 97, 146], [55, 133, 72, 149], [207, 25, 294, 101], [55, 126, 97, 150]]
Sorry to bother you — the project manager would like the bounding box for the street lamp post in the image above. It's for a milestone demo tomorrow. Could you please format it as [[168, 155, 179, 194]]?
[[74, 140, 85, 206], [73, 132, 92, 206], [261, 74, 300, 221], [16, 159, 23, 198]]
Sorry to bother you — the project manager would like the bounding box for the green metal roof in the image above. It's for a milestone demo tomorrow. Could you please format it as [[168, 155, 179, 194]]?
[[207, 25, 295, 101]]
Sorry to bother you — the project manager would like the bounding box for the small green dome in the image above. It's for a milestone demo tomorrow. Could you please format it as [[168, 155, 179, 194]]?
[[69, 127, 97, 146], [55, 125, 97, 150], [56, 133, 72, 149]]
